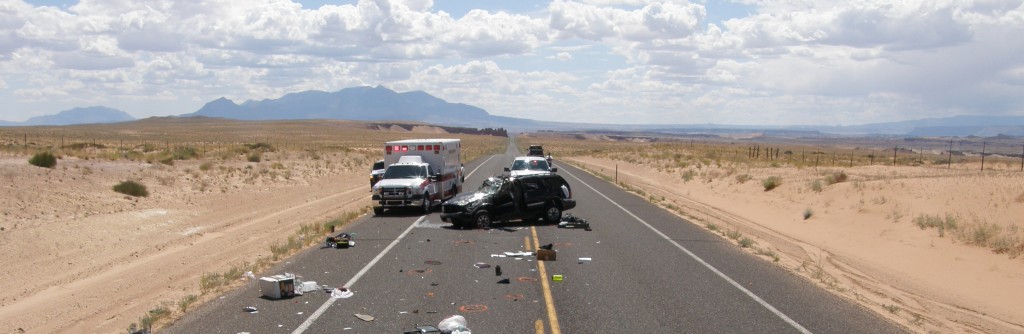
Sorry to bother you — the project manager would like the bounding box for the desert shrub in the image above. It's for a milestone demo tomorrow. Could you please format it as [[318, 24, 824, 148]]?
[[246, 142, 275, 151], [178, 294, 198, 313], [199, 161, 215, 171], [247, 153, 261, 163], [199, 272, 223, 295], [762, 176, 782, 191], [739, 237, 755, 248], [160, 157, 174, 165], [963, 223, 1001, 246], [66, 142, 106, 150], [171, 147, 199, 160], [913, 214, 958, 237], [824, 171, 848, 185], [810, 180, 823, 192], [803, 208, 814, 220], [113, 180, 149, 197], [681, 169, 696, 182], [28, 152, 57, 168], [735, 174, 752, 184]]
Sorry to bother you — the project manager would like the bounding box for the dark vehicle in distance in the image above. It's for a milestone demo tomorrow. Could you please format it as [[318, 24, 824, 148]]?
[[527, 145, 544, 157], [369, 159, 385, 187], [440, 174, 575, 229]]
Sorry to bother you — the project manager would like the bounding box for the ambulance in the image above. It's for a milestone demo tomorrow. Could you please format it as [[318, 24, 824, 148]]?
[[371, 139, 462, 215]]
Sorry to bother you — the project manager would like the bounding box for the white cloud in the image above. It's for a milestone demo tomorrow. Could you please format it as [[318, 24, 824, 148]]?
[[2, 0, 1024, 125], [547, 51, 573, 60]]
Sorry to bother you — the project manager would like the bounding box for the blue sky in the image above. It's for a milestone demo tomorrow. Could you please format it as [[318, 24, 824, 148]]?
[[3, 0, 1024, 125]]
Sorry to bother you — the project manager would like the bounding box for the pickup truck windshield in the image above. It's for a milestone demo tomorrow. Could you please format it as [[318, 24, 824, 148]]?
[[383, 165, 426, 179], [479, 177, 504, 195], [512, 159, 549, 171]]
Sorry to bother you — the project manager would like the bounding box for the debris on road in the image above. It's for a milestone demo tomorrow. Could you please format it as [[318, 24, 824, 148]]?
[[578, 257, 592, 264], [552, 274, 564, 281], [497, 278, 510, 284], [438, 315, 472, 334], [404, 325, 441, 333], [354, 313, 375, 322], [536, 249, 556, 261], [490, 251, 533, 258], [331, 287, 354, 299], [325, 232, 355, 248], [300, 280, 319, 293], [558, 214, 591, 230], [259, 274, 296, 299], [495, 265, 502, 276], [243, 306, 258, 313], [473, 262, 491, 269]]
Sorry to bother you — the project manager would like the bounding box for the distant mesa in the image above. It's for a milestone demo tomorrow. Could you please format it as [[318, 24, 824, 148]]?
[[0, 106, 135, 126]]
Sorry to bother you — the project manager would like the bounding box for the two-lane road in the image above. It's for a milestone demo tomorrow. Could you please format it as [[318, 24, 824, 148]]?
[[164, 139, 905, 333]]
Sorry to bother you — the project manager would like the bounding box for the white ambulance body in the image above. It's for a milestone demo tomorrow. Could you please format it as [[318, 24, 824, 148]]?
[[371, 139, 462, 214]]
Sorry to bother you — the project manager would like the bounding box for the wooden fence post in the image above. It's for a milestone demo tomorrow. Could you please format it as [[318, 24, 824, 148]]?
[[981, 142, 986, 171]]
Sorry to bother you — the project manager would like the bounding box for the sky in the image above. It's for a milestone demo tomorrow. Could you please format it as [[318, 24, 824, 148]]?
[[2, 0, 1023, 126]]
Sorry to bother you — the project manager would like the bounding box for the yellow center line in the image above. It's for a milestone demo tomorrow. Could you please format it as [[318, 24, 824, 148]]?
[[531, 226, 561, 334], [534, 319, 545, 334]]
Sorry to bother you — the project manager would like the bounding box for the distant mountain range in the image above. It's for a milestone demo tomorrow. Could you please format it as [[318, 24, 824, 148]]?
[[183, 85, 544, 128], [2, 86, 1023, 137], [0, 106, 135, 126]]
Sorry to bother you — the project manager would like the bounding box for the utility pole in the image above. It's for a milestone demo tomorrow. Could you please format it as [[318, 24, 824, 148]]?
[[893, 146, 898, 166]]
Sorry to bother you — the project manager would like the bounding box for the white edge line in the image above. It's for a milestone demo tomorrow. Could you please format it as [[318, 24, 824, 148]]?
[[465, 155, 496, 179], [291, 215, 425, 334], [561, 168, 813, 334]]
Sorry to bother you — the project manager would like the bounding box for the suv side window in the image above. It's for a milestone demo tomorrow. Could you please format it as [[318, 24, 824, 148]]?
[[542, 176, 571, 198], [522, 178, 547, 202]]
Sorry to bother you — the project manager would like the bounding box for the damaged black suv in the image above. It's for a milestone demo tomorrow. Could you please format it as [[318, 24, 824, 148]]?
[[440, 174, 575, 229]]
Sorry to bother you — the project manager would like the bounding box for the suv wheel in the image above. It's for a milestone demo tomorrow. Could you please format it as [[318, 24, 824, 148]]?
[[474, 212, 492, 229], [543, 204, 562, 224], [373, 207, 384, 216]]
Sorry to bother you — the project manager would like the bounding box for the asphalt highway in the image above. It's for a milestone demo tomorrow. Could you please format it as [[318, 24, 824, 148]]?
[[164, 138, 907, 333]]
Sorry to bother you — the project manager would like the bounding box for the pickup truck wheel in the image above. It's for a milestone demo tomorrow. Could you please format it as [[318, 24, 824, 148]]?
[[373, 207, 384, 216], [474, 212, 492, 229], [543, 204, 562, 224]]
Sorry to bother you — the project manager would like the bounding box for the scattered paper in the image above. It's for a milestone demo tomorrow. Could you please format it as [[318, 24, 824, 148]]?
[[355, 313, 375, 322]]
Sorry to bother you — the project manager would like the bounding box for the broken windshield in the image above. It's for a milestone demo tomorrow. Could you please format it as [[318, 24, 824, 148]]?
[[478, 177, 504, 195]]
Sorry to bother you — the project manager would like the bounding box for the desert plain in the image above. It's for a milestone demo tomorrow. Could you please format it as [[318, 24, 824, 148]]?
[[0, 120, 1022, 333]]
